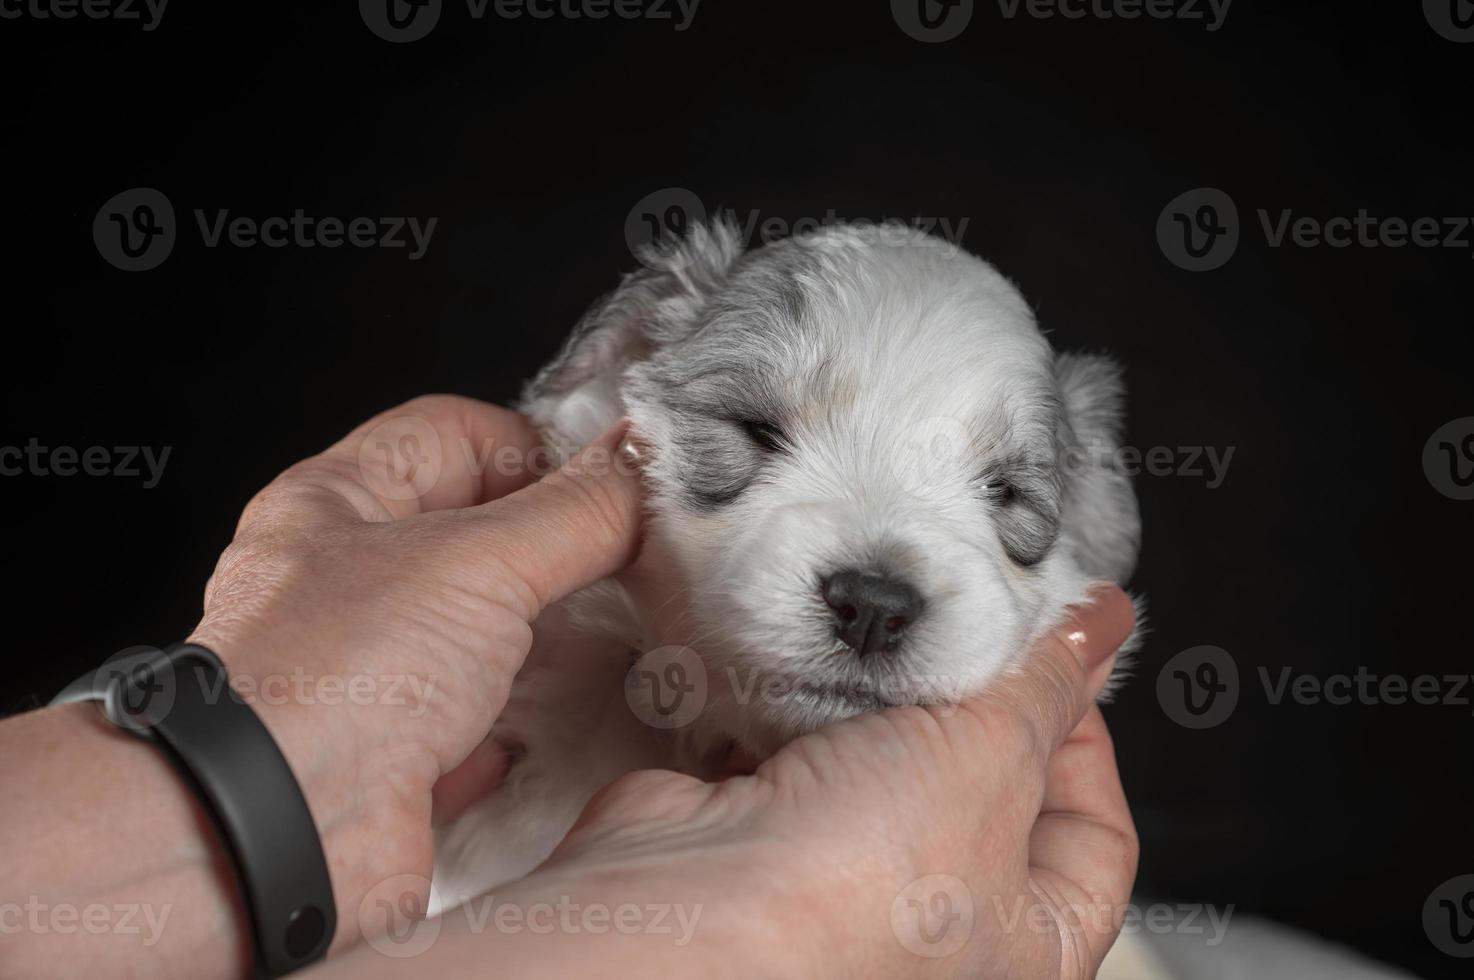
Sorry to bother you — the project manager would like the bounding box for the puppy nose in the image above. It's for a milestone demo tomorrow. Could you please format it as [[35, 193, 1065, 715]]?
[[821, 569, 924, 658]]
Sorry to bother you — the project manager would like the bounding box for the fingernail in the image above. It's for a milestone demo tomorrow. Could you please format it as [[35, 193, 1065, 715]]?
[[567, 421, 639, 480], [617, 436, 645, 471], [1061, 583, 1136, 670], [608, 421, 648, 477]]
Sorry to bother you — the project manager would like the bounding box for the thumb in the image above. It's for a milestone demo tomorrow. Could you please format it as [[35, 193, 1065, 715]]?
[[462, 421, 645, 620], [980, 584, 1136, 756]]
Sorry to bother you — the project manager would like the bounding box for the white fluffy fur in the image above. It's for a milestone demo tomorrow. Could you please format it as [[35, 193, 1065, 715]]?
[[430, 221, 1141, 912], [430, 223, 1429, 980]]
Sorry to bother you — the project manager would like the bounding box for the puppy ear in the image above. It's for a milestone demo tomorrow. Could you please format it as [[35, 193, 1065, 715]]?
[[522, 219, 743, 449], [1054, 352, 1141, 584]]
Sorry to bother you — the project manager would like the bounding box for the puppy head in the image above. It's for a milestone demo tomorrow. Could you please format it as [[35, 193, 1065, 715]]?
[[523, 221, 1139, 752]]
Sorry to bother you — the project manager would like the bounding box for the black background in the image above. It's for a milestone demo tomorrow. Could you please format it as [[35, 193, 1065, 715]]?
[[2, 1, 1471, 976]]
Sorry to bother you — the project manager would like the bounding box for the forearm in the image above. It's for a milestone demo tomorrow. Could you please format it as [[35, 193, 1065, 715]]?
[[0, 703, 252, 979], [0, 704, 777, 980], [0, 698, 422, 980]]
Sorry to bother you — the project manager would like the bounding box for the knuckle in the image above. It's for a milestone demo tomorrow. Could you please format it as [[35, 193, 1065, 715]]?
[[281, 456, 390, 520], [209, 511, 351, 608], [237, 476, 296, 533]]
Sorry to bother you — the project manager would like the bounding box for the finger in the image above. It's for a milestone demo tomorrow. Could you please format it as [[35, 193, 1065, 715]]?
[[1027, 707, 1139, 975], [325, 394, 548, 517], [432, 736, 513, 826], [981, 584, 1135, 756], [244, 395, 546, 531], [457, 422, 644, 619]]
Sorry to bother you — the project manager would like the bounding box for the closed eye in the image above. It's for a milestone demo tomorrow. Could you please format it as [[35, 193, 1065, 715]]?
[[975, 468, 1062, 567], [982, 480, 1018, 505], [739, 418, 787, 453]]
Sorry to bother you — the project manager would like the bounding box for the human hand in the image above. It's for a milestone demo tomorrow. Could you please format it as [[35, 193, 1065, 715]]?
[[185, 395, 644, 945], [476, 585, 1138, 980]]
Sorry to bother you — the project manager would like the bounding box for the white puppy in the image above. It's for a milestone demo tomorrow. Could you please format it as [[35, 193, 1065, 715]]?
[[430, 219, 1141, 912]]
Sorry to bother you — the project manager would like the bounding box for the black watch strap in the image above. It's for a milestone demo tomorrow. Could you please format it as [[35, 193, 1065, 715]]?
[[53, 644, 337, 978]]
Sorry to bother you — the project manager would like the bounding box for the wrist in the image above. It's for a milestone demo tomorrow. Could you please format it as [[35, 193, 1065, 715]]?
[[185, 629, 442, 949]]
